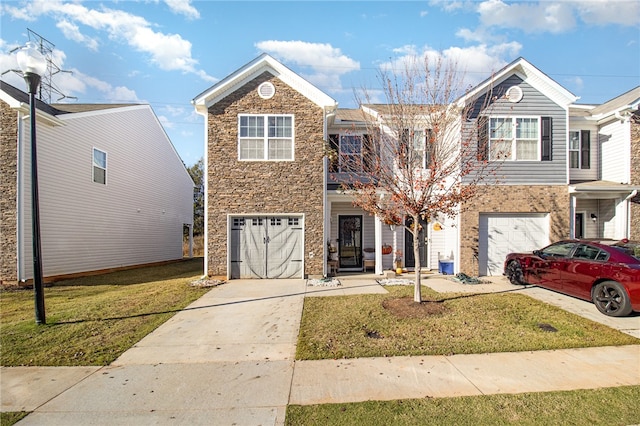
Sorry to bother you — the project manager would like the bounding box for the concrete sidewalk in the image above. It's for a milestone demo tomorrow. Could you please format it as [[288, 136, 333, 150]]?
[[2, 274, 639, 425]]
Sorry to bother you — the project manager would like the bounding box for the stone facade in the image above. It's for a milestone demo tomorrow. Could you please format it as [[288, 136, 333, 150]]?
[[0, 100, 18, 285], [631, 113, 640, 241], [459, 185, 570, 276], [206, 72, 325, 277]]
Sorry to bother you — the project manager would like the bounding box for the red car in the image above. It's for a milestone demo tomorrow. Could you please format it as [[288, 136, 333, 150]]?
[[504, 239, 640, 317]]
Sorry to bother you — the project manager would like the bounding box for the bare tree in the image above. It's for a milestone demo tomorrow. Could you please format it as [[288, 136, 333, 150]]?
[[341, 55, 501, 303]]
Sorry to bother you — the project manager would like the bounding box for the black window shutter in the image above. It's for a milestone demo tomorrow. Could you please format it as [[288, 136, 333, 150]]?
[[329, 134, 339, 172], [580, 130, 590, 169], [541, 117, 552, 161], [477, 117, 488, 161], [425, 129, 433, 168]]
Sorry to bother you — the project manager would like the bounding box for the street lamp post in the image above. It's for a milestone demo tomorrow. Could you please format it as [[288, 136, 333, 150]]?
[[17, 42, 48, 325]]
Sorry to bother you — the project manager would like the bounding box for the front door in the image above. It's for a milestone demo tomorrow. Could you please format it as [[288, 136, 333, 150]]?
[[574, 213, 584, 239], [338, 215, 362, 270]]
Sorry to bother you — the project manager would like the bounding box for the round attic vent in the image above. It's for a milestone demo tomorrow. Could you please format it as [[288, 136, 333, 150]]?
[[505, 85, 523, 103], [258, 82, 275, 99]]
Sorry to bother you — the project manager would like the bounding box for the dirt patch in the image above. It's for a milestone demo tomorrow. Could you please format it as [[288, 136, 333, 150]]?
[[382, 296, 448, 319]]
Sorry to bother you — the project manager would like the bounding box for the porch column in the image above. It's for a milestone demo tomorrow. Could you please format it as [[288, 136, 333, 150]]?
[[374, 215, 383, 275], [188, 224, 193, 258], [569, 195, 576, 239]]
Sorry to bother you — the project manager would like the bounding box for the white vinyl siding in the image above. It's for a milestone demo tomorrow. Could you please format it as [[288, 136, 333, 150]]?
[[18, 105, 193, 280], [238, 114, 294, 161], [600, 119, 631, 183]]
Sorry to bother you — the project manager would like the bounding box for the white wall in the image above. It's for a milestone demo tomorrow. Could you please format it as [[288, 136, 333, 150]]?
[[600, 118, 631, 183], [19, 105, 193, 279]]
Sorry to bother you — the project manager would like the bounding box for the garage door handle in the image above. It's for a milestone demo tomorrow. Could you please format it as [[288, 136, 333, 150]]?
[[264, 236, 271, 244]]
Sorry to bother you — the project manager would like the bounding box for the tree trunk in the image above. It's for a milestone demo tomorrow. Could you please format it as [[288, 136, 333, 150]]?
[[412, 214, 422, 303]]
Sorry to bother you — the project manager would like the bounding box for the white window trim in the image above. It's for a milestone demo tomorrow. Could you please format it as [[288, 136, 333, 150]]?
[[92, 147, 107, 185], [489, 115, 541, 161], [237, 114, 295, 161]]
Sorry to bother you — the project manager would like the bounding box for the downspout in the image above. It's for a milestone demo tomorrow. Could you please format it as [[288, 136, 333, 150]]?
[[625, 190, 638, 239], [322, 107, 329, 278]]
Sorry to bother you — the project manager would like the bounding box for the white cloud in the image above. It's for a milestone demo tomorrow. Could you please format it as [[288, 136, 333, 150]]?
[[574, 0, 640, 27], [477, 0, 576, 33], [378, 42, 522, 89], [255, 40, 360, 92], [56, 20, 99, 51], [2, 0, 213, 81], [164, 0, 200, 20]]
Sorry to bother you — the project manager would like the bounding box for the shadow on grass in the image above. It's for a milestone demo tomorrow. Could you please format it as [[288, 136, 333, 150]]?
[[53, 282, 529, 325]]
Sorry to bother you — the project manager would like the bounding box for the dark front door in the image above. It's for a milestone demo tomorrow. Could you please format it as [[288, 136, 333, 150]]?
[[338, 215, 362, 270], [405, 216, 427, 269], [574, 213, 584, 238]]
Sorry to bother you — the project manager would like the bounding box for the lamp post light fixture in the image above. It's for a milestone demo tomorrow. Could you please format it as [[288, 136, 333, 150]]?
[[17, 41, 48, 325]]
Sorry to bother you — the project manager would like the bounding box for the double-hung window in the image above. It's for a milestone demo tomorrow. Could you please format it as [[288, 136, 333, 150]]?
[[93, 148, 107, 184], [569, 130, 590, 169], [489, 117, 540, 161], [238, 114, 294, 161], [339, 134, 363, 172]]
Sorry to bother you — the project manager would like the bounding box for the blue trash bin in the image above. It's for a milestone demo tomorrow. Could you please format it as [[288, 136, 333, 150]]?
[[438, 260, 454, 275]]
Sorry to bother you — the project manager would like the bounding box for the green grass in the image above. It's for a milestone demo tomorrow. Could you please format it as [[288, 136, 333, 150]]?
[[0, 258, 208, 366], [286, 385, 640, 426], [0, 412, 28, 426], [297, 285, 639, 360]]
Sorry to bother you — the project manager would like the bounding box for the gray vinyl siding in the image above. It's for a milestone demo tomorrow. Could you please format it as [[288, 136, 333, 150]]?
[[467, 75, 568, 185], [18, 106, 193, 280]]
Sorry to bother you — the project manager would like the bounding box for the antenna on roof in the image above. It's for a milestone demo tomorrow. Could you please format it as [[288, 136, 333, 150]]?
[[2, 29, 77, 103]]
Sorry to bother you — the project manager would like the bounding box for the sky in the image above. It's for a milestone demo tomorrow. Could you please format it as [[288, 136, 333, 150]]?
[[1, 0, 639, 167]]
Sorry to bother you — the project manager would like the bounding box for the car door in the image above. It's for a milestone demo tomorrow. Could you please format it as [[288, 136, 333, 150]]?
[[533, 242, 577, 290], [562, 243, 607, 299]]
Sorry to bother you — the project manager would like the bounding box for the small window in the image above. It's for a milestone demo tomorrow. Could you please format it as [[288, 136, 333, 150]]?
[[270, 218, 282, 226], [569, 130, 590, 169], [232, 218, 245, 228], [288, 217, 299, 226], [93, 148, 107, 184], [251, 218, 263, 226]]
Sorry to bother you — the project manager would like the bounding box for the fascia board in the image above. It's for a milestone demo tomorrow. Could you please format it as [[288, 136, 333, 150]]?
[[55, 104, 148, 120], [192, 54, 336, 111], [458, 58, 578, 109]]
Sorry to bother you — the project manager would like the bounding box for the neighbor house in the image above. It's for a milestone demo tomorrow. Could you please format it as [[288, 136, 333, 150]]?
[[192, 54, 638, 279], [0, 81, 194, 285], [567, 86, 640, 242]]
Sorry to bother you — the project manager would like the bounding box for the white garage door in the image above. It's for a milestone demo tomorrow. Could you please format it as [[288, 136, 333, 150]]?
[[230, 216, 303, 279], [478, 213, 549, 276]]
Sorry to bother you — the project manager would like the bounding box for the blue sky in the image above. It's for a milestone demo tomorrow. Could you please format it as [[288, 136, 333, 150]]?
[[1, 0, 639, 167]]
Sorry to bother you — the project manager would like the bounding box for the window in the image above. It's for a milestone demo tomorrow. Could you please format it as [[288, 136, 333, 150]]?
[[406, 129, 433, 169], [540, 241, 576, 258], [489, 117, 539, 161], [569, 130, 590, 169], [238, 114, 293, 160], [339, 134, 363, 172], [93, 148, 107, 184]]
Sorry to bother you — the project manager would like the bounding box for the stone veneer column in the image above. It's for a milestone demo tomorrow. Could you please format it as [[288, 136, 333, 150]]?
[[0, 101, 19, 284], [630, 113, 640, 241]]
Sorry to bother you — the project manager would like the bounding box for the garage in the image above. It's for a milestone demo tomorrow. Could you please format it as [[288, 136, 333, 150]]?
[[478, 213, 549, 276], [229, 216, 303, 279]]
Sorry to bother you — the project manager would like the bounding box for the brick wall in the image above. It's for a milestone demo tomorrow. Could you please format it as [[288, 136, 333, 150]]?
[[206, 73, 325, 277], [459, 185, 569, 276], [631, 113, 640, 241], [0, 100, 18, 284]]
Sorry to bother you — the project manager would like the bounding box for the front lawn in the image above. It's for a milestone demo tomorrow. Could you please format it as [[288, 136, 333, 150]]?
[[296, 285, 638, 360], [0, 258, 208, 366]]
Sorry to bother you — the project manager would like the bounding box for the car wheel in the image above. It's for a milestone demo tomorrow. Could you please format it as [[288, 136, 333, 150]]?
[[506, 261, 526, 285], [592, 281, 633, 317]]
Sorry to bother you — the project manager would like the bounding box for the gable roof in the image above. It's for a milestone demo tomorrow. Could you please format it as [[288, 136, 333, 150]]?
[[192, 53, 337, 113], [588, 86, 640, 119], [459, 57, 578, 108]]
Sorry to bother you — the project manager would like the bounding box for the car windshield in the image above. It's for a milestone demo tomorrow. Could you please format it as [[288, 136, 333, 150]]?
[[611, 241, 640, 261], [540, 242, 576, 257]]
